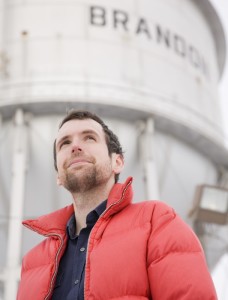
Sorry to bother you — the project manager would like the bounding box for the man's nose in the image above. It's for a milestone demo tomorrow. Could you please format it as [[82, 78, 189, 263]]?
[[71, 140, 82, 153]]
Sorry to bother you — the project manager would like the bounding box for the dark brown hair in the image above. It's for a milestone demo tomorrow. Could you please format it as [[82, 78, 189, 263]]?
[[53, 110, 124, 182]]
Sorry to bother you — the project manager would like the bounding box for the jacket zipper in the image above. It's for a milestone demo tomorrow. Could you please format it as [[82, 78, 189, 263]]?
[[84, 179, 132, 299], [44, 233, 64, 300], [23, 224, 64, 300]]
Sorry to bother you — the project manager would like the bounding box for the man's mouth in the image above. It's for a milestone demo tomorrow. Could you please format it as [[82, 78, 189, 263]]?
[[68, 158, 92, 168]]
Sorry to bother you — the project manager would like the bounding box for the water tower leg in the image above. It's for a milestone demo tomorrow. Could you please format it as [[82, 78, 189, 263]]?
[[140, 117, 160, 200], [4, 109, 28, 300]]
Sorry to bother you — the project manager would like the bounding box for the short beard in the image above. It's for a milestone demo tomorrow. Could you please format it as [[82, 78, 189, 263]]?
[[63, 163, 112, 194]]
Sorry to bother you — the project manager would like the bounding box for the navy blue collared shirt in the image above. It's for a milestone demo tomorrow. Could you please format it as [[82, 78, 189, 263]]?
[[51, 200, 107, 300]]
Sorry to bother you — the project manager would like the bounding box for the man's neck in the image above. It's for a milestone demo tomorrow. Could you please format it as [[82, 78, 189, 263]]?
[[72, 179, 115, 235]]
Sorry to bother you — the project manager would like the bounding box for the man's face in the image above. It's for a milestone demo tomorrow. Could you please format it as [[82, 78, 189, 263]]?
[[55, 119, 123, 193]]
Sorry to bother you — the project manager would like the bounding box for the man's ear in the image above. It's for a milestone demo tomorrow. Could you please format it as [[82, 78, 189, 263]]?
[[112, 154, 124, 175], [56, 175, 62, 186]]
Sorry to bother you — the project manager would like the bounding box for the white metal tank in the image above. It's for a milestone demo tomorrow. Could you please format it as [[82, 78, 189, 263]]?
[[0, 0, 227, 299]]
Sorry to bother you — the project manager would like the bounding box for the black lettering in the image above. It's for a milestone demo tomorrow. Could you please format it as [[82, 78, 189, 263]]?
[[113, 10, 128, 31], [174, 35, 186, 57], [188, 46, 200, 69], [90, 6, 106, 26], [156, 25, 171, 48], [136, 18, 151, 39]]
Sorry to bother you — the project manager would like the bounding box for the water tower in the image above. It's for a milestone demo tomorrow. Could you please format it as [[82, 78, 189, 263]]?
[[0, 0, 228, 299]]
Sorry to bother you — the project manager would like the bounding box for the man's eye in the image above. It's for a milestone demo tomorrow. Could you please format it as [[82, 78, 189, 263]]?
[[60, 140, 70, 148], [86, 135, 96, 141]]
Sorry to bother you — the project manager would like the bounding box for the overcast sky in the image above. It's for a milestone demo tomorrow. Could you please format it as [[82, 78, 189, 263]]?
[[210, 0, 228, 146]]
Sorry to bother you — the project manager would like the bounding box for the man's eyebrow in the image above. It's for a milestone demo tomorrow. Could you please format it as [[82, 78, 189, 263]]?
[[81, 129, 100, 136]]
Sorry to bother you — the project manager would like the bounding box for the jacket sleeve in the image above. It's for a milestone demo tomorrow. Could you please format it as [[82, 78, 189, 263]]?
[[147, 201, 217, 300]]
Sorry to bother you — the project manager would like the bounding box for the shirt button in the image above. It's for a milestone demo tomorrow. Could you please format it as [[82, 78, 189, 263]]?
[[75, 279, 79, 285], [80, 247, 86, 252]]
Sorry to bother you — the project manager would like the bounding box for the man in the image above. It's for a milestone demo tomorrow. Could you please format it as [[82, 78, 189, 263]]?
[[17, 110, 217, 299]]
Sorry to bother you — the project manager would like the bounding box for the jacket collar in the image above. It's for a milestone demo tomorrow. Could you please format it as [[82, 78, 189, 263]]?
[[23, 177, 133, 235], [104, 176, 133, 219]]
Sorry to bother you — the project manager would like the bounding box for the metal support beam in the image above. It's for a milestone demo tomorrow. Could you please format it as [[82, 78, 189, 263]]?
[[4, 109, 28, 300], [139, 117, 160, 200], [0, 113, 3, 203]]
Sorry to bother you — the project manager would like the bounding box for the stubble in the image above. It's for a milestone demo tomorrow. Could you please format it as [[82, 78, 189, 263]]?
[[63, 160, 113, 194]]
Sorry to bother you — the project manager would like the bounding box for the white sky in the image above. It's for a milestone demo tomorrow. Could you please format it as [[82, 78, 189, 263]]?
[[209, 3, 228, 298], [210, 0, 228, 146]]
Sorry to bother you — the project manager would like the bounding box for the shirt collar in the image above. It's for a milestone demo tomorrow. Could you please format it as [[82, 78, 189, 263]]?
[[67, 200, 107, 239]]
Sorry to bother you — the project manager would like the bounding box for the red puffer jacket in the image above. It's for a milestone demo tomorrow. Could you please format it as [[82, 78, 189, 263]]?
[[17, 177, 217, 299]]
